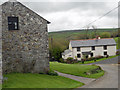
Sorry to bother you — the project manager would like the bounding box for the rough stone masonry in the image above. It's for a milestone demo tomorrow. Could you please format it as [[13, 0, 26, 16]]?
[[1, 0, 50, 74]]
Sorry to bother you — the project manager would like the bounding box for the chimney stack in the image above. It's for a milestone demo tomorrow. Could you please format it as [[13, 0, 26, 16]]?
[[96, 36, 100, 39]]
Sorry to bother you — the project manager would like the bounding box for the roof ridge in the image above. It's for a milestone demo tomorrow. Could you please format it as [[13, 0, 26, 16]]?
[[70, 38, 113, 41]]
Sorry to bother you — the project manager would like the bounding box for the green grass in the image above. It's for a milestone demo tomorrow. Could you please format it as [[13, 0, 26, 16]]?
[[77, 55, 118, 64], [50, 62, 104, 79], [3, 73, 84, 88], [114, 37, 120, 49], [0, 84, 1, 89]]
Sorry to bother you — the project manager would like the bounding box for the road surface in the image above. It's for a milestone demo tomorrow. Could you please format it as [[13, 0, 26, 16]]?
[[55, 71, 95, 85], [91, 56, 119, 64], [81, 64, 118, 88]]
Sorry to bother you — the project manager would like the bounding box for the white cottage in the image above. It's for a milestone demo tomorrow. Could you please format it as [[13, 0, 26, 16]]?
[[62, 37, 117, 61]]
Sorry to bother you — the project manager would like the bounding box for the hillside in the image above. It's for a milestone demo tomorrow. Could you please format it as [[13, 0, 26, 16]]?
[[48, 28, 118, 51]]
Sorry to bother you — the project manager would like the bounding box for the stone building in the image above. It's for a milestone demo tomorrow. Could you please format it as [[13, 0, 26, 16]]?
[[1, 0, 50, 74], [62, 37, 116, 61]]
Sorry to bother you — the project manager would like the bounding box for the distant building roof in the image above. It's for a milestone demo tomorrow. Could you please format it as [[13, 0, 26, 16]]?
[[62, 49, 72, 55], [70, 38, 116, 47]]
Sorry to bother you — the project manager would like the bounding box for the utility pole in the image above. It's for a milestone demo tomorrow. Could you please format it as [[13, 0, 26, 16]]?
[[51, 35, 53, 50], [92, 25, 97, 38], [50, 35, 54, 60], [86, 26, 89, 39]]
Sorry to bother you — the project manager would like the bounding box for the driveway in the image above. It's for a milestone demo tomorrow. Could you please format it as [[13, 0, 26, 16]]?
[[55, 71, 95, 85], [91, 56, 119, 64], [81, 64, 118, 88]]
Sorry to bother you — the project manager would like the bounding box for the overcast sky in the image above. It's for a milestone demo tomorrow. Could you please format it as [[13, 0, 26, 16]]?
[[0, 0, 119, 32]]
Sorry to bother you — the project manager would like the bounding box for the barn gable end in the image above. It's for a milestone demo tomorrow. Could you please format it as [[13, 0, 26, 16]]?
[[1, 1, 50, 74]]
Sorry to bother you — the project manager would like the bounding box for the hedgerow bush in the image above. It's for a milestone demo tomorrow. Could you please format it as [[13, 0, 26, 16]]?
[[59, 58, 65, 63], [116, 51, 120, 55], [65, 57, 78, 64], [47, 69, 58, 76]]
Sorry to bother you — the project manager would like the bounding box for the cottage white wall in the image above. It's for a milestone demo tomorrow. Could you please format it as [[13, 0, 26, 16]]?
[[107, 45, 116, 56], [81, 47, 91, 52], [72, 48, 77, 59], [94, 46, 103, 56], [81, 47, 91, 59], [63, 42, 116, 61], [69, 43, 72, 51], [71, 45, 116, 61], [72, 47, 91, 60], [62, 52, 73, 59]]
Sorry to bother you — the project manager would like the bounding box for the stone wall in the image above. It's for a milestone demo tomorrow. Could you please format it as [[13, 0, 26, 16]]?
[[2, 1, 49, 74]]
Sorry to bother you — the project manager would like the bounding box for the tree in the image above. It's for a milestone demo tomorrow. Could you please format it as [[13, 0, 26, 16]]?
[[50, 47, 62, 62], [100, 32, 111, 38]]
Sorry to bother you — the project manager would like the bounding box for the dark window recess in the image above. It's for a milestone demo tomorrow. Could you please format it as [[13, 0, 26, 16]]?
[[104, 52, 107, 55], [86, 55, 88, 58], [77, 47, 80, 51], [104, 45, 107, 50], [77, 54, 81, 58], [8, 17, 19, 30], [92, 46, 95, 50], [91, 53, 93, 57]]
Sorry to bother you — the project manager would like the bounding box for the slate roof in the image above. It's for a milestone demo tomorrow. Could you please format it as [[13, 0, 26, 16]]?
[[70, 38, 116, 47], [62, 49, 72, 55]]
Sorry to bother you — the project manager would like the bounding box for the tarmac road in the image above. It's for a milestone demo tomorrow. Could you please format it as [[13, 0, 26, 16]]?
[[81, 64, 118, 88]]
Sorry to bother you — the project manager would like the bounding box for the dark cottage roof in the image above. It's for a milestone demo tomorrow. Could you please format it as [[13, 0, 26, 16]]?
[[62, 49, 72, 55], [70, 38, 116, 47]]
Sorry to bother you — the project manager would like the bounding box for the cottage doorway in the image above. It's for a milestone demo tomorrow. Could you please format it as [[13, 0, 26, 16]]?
[[86, 55, 88, 58]]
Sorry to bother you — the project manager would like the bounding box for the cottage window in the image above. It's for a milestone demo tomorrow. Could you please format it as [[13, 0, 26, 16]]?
[[77, 54, 81, 58], [104, 52, 107, 55], [77, 47, 80, 51], [8, 17, 19, 30], [104, 45, 107, 50], [91, 53, 93, 57], [92, 46, 95, 50]]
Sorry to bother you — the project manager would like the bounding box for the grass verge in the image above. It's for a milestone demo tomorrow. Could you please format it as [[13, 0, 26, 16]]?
[[50, 62, 104, 79], [3, 73, 84, 88]]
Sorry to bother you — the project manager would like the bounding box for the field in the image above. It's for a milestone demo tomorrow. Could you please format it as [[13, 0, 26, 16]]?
[[50, 62, 104, 79], [3, 73, 84, 88]]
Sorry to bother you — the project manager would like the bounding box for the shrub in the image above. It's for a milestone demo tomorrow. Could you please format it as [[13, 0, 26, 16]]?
[[94, 56, 103, 60], [47, 69, 58, 76], [86, 57, 95, 61], [104, 55, 109, 58], [66, 57, 78, 64], [116, 51, 120, 55], [66, 57, 73, 64], [59, 58, 64, 63], [67, 57, 73, 61], [84, 66, 103, 75]]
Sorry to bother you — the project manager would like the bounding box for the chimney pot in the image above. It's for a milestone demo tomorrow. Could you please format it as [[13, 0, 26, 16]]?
[[96, 36, 101, 39]]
